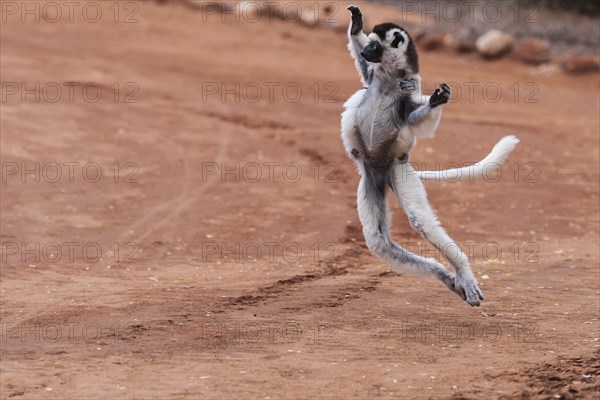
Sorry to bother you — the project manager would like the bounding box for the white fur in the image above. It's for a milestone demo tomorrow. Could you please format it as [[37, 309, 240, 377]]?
[[340, 89, 367, 160], [417, 135, 520, 181]]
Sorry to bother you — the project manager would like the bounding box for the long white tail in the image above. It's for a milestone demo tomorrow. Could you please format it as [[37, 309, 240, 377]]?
[[417, 135, 520, 182]]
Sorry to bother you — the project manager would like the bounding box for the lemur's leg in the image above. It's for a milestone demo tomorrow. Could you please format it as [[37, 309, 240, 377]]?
[[389, 161, 485, 306], [356, 163, 461, 294], [347, 6, 371, 87], [407, 83, 450, 138]]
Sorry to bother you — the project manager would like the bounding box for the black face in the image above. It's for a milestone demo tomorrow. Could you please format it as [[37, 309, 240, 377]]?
[[361, 40, 384, 63]]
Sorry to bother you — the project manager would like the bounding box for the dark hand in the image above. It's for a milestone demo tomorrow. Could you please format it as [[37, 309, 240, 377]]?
[[429, 83, 451, 108], [347, 5, 363, 35]]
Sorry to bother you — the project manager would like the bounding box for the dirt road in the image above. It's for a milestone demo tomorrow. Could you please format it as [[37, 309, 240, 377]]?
[[1, 1, 599, 399]]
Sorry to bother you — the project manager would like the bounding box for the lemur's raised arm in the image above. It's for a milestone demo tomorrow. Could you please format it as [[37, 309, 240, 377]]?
[[347, 6, 372, 87]]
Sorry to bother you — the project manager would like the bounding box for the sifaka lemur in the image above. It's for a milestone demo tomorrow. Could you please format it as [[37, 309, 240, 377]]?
[[341, 6, 519, 306]]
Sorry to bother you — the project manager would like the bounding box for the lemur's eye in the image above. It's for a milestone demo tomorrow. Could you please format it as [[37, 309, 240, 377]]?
[[372, 43, 377, 49], [391, 31, 404, 48]]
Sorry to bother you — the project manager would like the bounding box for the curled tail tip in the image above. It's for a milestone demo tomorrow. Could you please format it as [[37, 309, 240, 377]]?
[[494, 135, 520, 154], [500, 135, 520, 146]]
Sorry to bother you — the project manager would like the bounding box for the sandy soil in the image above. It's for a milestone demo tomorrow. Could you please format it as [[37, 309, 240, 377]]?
[[1, 1, 599, 399]]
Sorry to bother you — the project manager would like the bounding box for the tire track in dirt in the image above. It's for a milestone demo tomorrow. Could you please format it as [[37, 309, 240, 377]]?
[[115, 123, 232, 246], [114, 104, 307, 247]]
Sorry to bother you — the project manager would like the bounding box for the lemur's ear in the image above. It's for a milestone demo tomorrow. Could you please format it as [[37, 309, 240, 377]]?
[[391, 31, 404, 48]]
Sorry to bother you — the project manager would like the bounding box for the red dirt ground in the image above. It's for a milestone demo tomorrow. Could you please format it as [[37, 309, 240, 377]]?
[[1, 1, 599, 399]]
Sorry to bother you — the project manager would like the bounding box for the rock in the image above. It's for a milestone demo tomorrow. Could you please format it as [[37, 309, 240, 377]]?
[[561, 55, 600, 75], [299, 12, 319, 27], [476, 30, 514, 59], [448, 27, 477, 53], [513, 39, 551, 65], [534, 63, 561, 77], [419, 32, 449, 51]]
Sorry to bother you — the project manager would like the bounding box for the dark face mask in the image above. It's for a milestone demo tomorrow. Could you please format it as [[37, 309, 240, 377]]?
[[361, 40, 384, 63]]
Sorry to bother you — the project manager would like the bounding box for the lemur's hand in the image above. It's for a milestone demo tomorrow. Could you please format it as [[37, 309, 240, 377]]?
[[399, 79, 417, 92], [429, 83, 451, 108], [347, 5, 363, 35]]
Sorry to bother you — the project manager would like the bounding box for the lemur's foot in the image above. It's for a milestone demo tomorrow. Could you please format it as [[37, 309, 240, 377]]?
[[347, 5, 363, 35], [429, 82, 451, 108], [435, 268, 484, 307], [399, 79, 417, 92], [435, 268, 457, 291], [454, 273, 485, 307]]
